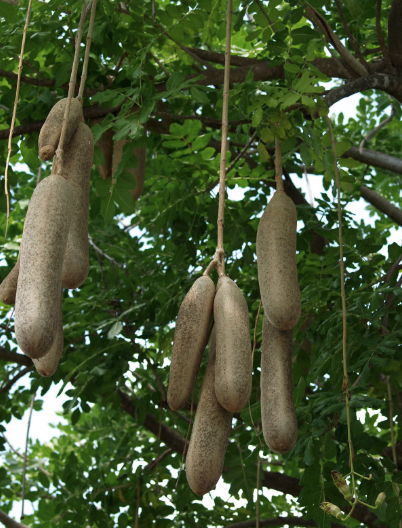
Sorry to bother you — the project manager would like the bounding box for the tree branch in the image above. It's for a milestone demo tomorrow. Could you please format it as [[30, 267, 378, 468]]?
[[360, 104, 396, 150], [304, 2, 368, 77], [360, 185, 402, 226], [346, 146, 402, 175], [333, 0, 368, 66], [0, 366, 33, 395], [225, 517, 344, 528], [0, 509, 29, 528], [322, 73, 402, 108], [0, 348, 32, 367]]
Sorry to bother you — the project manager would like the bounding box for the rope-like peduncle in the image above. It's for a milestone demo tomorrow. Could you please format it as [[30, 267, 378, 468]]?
[[53, 0, 88, 176], [78, 0, 98, 102], [4, 0, 33, 240], [274, 137, 284, 192], [216, 0, 233, 276], [325, 114, 354, 500]]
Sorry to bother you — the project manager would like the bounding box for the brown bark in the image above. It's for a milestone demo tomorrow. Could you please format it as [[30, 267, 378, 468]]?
[[388, 0, 402, 67], [360, 185, 402, 226]]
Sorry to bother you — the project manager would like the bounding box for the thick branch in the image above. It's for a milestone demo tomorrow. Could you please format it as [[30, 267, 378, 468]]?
[[346, 146, 402, 175], [388, 0, 402, 67], [0, 509, 29, 528], [322, 73, 402, 108], [305, 3, 368, 76], [226, 518, 344, 528], [360, 185, 402, 226], [0, 348, 32, 367]]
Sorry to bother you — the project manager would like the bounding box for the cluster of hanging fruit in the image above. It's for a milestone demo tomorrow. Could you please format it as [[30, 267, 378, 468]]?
[[168, 173, 301, 494], [0, 98, 93, 377]]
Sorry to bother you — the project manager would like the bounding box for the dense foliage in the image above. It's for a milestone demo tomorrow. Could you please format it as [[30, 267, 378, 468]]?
[[0, 0, 402, 526]]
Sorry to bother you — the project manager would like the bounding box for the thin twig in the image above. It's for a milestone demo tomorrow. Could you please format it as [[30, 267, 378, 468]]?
[[334, 0, 368, 65], [78, 0, 98, 101], [254, 0, 276, 32], [176, 379, 196, 489], [115, 51, 128, 73], [0, 366, 33, 395], [381, 274, 402, 332], [216, 0, 233, 277], [256, 448, 261, 528], [4, 0, 33, 240], [305, 2, 367, 77], [325, 115, 355, 497], [88, 234, 125, 269], [53, 0, 88, 176], [21, 59, 47, 80], [383, 252, 402, 286], [144, 448, 172, 472], [148, 52, 170, 77], [21, 392, 35, 520], [274, 138, 284, 192], [134, 482, 140, 528], [359, 104, 396, 151], [385, 376, 397, 464], [153, 21, 214, 71], [249, 300, 264, 450], [226, 130, 258, 174], [376, 0, 393, 70]]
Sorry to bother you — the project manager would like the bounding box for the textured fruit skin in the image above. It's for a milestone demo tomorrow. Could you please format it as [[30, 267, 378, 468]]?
[[0, 259, 20, 305], [91, 117, 113, 180], [260, 315, 298, 453], [61, 123, 94, 289], [38, 98, 83, 161], [33, 288, 63, 376], [113, 139, 146, 201], [186, 330, 232, 496], [15, 175, 73, 359], [256, 191, 301, 330], [168, 275, 215, 410], [214, 276, 252, 413]]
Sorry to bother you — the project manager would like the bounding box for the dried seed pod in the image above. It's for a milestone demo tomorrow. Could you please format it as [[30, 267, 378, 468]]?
[[15, 175, 73, 359], [113, 139, 146, 201], [0, 258, 20, 305], [61, 123, 94, 289], [168, 275, 215, 410], [38, 98, 83, 161], [90, 117, 113, 180], [186, 330, 232, 496], [260, 316, 298, 453], [256, 191, 301, 330], [214, 276, 252, 413], [32, 288, 63, 376]]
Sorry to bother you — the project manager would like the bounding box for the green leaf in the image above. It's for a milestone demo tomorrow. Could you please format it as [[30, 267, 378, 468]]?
[[257, 142, 270, 161]]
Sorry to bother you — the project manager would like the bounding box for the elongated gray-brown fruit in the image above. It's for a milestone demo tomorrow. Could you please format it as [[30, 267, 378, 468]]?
[[33, 288, 63, 377], [0, 258, 19, 305], [214, 276, 252, 413], [91, 117, 113, 180], [168, 275, 215, 410], [256, 191, 301, 331], [61, 123, 94, 289], [15, 175, 73, 359], [186, 330, 232, 496], [113, 139, 146, 201], [261, 316, 298, 453], [38, 98, 83, 161]]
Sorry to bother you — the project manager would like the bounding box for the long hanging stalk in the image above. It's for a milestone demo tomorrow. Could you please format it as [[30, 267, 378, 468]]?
[[215, 0, 233, 277], [4, 0, 33, 240], [78, 0, 98, 102], [53, 0, 88, 176], [21, 393, 35, 520], [325, 115, 356, 512], [274, 137, 284, 192]]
